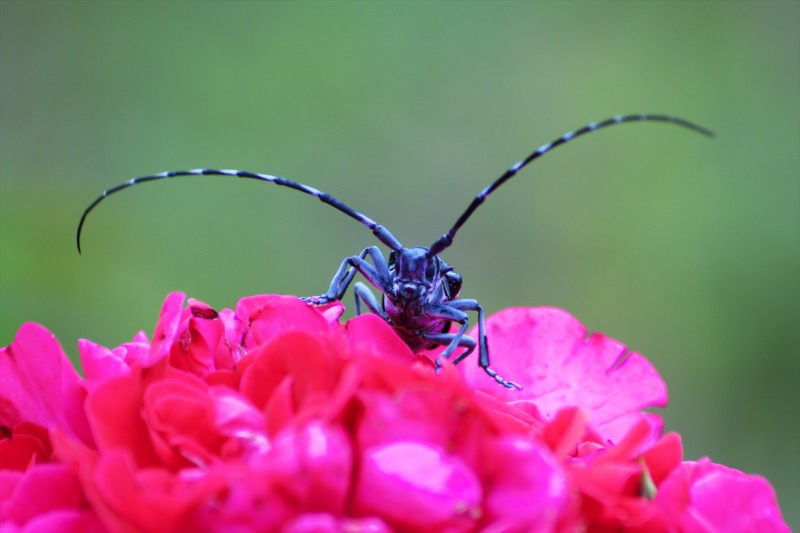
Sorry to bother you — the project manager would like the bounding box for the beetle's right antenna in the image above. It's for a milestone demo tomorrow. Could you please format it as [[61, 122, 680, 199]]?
[[427, 113, 713, 257]]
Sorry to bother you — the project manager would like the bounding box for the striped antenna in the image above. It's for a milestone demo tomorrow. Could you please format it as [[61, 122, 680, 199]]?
[[427, 113, 713, 256], [76, 169, 403, 253]]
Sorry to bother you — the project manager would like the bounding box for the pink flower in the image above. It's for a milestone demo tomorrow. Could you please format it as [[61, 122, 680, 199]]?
[[0, 292, 789, 532]]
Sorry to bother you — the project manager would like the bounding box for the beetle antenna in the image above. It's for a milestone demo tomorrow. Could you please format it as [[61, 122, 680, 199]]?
[[77, 169, 403, 253], [427, 113, 713, 256]]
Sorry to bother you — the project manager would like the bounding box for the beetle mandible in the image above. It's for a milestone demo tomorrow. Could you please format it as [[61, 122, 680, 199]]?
[[77, 113, 713, 389]]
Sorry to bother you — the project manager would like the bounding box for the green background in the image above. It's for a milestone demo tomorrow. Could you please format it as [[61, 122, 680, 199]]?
[[1, 1, 797, 527]]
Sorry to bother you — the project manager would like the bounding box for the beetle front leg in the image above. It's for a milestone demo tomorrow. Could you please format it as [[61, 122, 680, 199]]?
[[353, 281, 390, 320], [424, 300, 521, 390], [301, 246, 391, 305]]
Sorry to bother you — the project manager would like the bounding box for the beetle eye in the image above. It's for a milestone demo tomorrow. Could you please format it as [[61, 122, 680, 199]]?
[[425, 261, 438, 279]]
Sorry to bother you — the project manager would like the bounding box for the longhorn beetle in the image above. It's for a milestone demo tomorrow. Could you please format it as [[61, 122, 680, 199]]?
[[77, 113, 713, 389]]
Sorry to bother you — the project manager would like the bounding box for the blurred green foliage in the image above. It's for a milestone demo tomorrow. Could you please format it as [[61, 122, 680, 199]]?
[[1, 1, 797, 527]]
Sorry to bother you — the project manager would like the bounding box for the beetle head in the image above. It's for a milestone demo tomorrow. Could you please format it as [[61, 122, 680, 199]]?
[[388, 247, 452, 302]]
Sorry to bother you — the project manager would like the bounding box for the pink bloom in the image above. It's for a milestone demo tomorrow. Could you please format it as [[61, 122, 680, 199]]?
[[1, 292, 789, 532]]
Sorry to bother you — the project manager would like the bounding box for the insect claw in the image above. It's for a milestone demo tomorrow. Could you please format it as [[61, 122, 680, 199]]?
[[485, 367, 522, 390], [505, 380, 523, 390]]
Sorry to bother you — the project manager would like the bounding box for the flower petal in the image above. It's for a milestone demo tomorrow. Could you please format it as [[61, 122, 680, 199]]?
[[266, 422, 353, 514], [657, 458, 790, 532], [355, 441, 481, 533], [0, 460, 103, 532], [482, 434, 567, 530], [0, 323, 93, 447], [150, 292, 188, 361], [0, 422, 52, 471], [463, 307, 667, 443]]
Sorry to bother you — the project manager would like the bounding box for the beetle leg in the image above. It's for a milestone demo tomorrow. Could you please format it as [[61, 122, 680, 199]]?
[[302, 246, 392, 305], [353, 281, 390, 320], [423, 300, 521, 390]]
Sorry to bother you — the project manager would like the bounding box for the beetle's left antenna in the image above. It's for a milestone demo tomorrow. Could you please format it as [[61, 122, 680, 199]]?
[[427, 113, 713, 257], [77, 169, 404, 254]]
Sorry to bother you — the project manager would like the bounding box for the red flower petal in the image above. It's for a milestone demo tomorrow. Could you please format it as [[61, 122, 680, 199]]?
[[240, 332, 347, 430], [237, 295, 337, 349], [641, 432, 683, 486], [345, 313, 416, 364], [151, 291, 188, 360], [462, 307, 667, 443], [0, 463, 102, 532], [266, 422, 353, 514], [482, 434, 567, 530], [657, 458, 790, 532], [354, 441, 481, 532], [208, 387, 269, 458], [143, 371, 227, 468], [85, 360, 169, 468], [79, 332, 157, 390], [282, 514, 390, 533], [167, 298, 228, 376], [0, 422, 52, 471], [89, 450, 225, 533], [0, 323, 93, 447]]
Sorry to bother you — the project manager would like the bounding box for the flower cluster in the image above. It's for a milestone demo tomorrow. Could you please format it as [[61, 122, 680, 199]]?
[[1, 293, 788, 532]]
